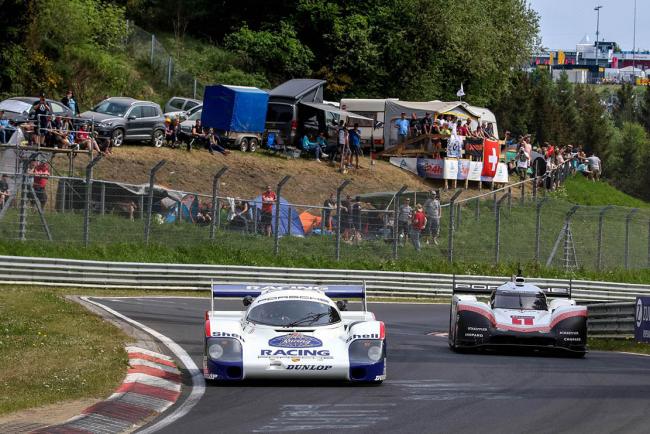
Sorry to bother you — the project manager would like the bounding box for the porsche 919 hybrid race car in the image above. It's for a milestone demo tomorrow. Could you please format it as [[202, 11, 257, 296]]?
[[449, 275, 587, 355], [203, 283, 386, 383]]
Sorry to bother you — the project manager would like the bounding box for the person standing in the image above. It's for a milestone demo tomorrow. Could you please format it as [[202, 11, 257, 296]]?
[[261, 185, 276, 237], [337, 120, 349, 171], [31, 94, 52, 146], [30, 161, 50, 208], [398, 197, 413, 246], [516, 146, 531, 181], [411, 204, 426, 251], [395, 112, 409, 145], [587, 152, 601, 181], [348, 123, 362, 169], [61, 90, 80, 117], [322, 193, 335, 231], [423, 190, 441, 245]]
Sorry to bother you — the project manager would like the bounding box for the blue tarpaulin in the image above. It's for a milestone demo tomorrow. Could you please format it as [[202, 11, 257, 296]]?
[[201, 85, 269, 133], [253, 196, 305, 237]]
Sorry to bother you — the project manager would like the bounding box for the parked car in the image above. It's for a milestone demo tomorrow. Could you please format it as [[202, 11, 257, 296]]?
[[0, 96, 74, 123], [80, 97, 166, 147], [165, 103, 202, 123], [163, 96, 201, 120]]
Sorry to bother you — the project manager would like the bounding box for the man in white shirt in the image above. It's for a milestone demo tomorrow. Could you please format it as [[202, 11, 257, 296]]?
[[516, 146, 530, 181]]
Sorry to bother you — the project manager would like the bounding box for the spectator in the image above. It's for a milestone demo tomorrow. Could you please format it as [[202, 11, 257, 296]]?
[[398, 197, 413, 245], [421, 112, 433, 135], [0, 110, 11, 143], [322, 192, 335, 231], [0, 174, 9, 209], [348, 123, 361, 169], [577, 160, 593, 180], [457, 120, 469, 137], [411, 204, 426, 251], [350, 196, 363, 242], [341, 194, 352, 241], [409, 112, 420, 137], [232, 198, 249, 232], [30, 161, 49, 207], [60, 90, 80, 116], [76, 123, 103, 155], [423, 190, 441, 245], [31, 94, 52, 146], [164, 118, 178, 147], [587, 152, 601, 181], [49, 115, 71, 148], [337, 121, 351, 172], [395, 112, 409, 145], [301, 132, 326, 161], [515, 146, 530, 181], [189, 119, 207, 152], [207, 128, 230, 156], [484, 121, 495, 138], [261, 185, 276, 237]]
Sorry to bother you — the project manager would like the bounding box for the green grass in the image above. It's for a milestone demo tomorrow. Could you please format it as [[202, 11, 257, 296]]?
[[0, 288, 128, 415], [589, 338, 650, 355], [558, 176, 650, 209]]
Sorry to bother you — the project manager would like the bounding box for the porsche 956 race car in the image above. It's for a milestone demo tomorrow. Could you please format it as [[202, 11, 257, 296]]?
[[203, 283, 386, 383], [448, 275, 587, 355]]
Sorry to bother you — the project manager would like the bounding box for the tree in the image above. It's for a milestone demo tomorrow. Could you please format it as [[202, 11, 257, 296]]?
[[554, 72, 579, 145], [605, 122, 650, 200], [613, 83, 636, 126], [639, 85, 650, 133], [574, 84, 611, 156]]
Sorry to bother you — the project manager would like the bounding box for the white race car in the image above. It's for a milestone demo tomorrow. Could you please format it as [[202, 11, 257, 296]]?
[[203, 283, 386, 383], [449, 275, 587, 356]]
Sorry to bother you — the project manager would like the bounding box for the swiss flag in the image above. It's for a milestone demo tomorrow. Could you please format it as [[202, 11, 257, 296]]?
[[481, 139, 500, 178]]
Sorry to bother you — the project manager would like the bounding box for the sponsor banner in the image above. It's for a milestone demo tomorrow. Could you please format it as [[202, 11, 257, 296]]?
[[635, 297, 650, 343], [390, 158, 508, 183]]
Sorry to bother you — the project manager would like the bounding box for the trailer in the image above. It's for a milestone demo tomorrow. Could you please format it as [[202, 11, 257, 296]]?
[[201, 85, 269, 152]]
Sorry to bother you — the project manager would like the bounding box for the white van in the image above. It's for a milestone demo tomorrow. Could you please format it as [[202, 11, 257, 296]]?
[[339, 98, 398, 150]]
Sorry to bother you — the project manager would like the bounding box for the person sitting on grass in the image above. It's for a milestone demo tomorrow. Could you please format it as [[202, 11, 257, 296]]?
[[207, 128, 230, 156], [576, 160, 593, 180], [189, 119, 207, 152]]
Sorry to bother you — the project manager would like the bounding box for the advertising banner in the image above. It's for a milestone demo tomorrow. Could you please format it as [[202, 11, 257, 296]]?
[[635, 297, 650, 343], [390, 158, 508, 183], [443, 158, 459, 180]]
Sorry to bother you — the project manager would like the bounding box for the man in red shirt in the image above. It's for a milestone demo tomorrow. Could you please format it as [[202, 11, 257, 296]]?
[[410, 204, 426, 251], [261, 185, 276, 237], [30, 161, 50, 207]]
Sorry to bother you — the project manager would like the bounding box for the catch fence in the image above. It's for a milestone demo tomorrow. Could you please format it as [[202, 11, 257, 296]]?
[[0, 153, 648, 273]]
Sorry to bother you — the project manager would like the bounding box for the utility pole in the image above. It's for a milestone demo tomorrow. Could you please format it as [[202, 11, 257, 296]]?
[[594, 5, 602, 67], [632, 0, 637, 76]]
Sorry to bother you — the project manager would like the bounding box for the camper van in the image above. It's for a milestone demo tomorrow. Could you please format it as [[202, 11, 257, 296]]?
[[339, 98, 398, 150]]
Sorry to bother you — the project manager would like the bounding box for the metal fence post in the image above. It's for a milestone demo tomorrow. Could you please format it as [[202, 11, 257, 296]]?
[[253, 206, 258, 235], [167, 56, 172, 87], [100, 182, 106, 216], [507, 187, 512, 215], [596, 205, 612, 271], [150, 34, 155, 65], [321, 208, 326, 237], [447, 189, 463, 263], [210, 167, 228, 240], [83, 155, 102, 247], [534, 198, 548, 263], [18, 160, 29, 241], [393, 186, 408, 260], [274, 176, 291, 256], [475, 197, 480, 221], [456, 203, 462, 231], [287, 207, 292, 236], [520, 181, 525, 205], [193, 79, 197, 99], [624, 208, 639, 270], [335, 180, 352, 261], [495, 194, 509, 264], [493, 191, 497, 218], [144, 160, 166, 244], [139, 194, 144, 220]]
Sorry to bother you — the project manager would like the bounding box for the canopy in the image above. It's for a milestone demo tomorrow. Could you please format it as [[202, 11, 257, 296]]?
[[300, 101, 373, 121]]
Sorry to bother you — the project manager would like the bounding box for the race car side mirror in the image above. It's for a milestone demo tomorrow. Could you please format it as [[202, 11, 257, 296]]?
[[243, 295, 254, 307], [336, 300, 348, 311]]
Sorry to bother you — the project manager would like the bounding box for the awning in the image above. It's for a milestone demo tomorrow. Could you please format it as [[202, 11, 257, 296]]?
[[300, 101, 373, 121]]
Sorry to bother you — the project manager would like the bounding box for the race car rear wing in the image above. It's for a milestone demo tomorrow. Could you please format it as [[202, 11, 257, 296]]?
[[452, 276, 572, 298], [210, 282, 368, 311]]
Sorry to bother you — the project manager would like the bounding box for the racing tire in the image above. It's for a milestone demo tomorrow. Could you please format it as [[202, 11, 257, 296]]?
[[239, 138, 249, 152], [248, 138, 258, 152], [111, 129, 124, 147], [152, 129, 164, 148]]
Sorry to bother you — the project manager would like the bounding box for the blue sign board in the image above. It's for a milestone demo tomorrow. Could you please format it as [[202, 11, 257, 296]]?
[[635, 297, 650, 343]]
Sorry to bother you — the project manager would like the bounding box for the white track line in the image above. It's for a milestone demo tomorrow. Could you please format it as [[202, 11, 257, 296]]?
[[81, 297, 205, 433]]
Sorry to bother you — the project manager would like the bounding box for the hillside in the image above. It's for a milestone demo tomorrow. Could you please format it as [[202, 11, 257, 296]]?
[[68, 148, 437, 205]]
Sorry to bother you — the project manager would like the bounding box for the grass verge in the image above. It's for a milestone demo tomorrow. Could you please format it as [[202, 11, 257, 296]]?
[[0, 288, 128, 415], [588, 337, 650, 355]]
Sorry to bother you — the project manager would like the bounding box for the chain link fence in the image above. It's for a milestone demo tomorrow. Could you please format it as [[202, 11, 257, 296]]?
[[125, 21, 204, 100], [0, 151, 648, 273]]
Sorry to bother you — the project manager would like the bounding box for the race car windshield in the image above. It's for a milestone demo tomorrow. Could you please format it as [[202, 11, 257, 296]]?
[[494, 292, 547, 310], [246, 300, 341, 327]]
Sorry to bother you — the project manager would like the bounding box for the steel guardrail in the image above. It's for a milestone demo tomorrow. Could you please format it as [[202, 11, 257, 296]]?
[[0, 255, 649, 303], [586, 302, 636, 338]]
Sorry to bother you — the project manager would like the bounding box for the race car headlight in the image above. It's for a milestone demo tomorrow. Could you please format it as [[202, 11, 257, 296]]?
[[206, 338, 242, 362], [349, 339, 383, 364]]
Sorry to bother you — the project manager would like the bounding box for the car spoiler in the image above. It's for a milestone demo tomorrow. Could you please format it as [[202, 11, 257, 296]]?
[[210, 282, 368, 311], [451, 275, 572, 298]]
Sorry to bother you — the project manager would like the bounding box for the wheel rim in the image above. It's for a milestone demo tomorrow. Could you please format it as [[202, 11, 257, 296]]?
[[153, 131, 164, 148], [248, 138, 258, 152], [112, 130, 123, 147], [239, 139, 249, 152]]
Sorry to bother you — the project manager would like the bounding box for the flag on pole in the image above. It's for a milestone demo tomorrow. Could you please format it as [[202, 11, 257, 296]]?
[[481, 139, 500, 178], [456, 83, 465, 99]]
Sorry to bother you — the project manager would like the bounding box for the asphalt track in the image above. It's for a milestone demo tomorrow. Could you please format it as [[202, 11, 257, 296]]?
[[92, 297, 650, 434]]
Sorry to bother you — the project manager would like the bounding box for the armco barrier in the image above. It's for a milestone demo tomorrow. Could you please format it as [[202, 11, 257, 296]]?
[[0, 255, 649, 302], [587, 302, 636, 338]]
